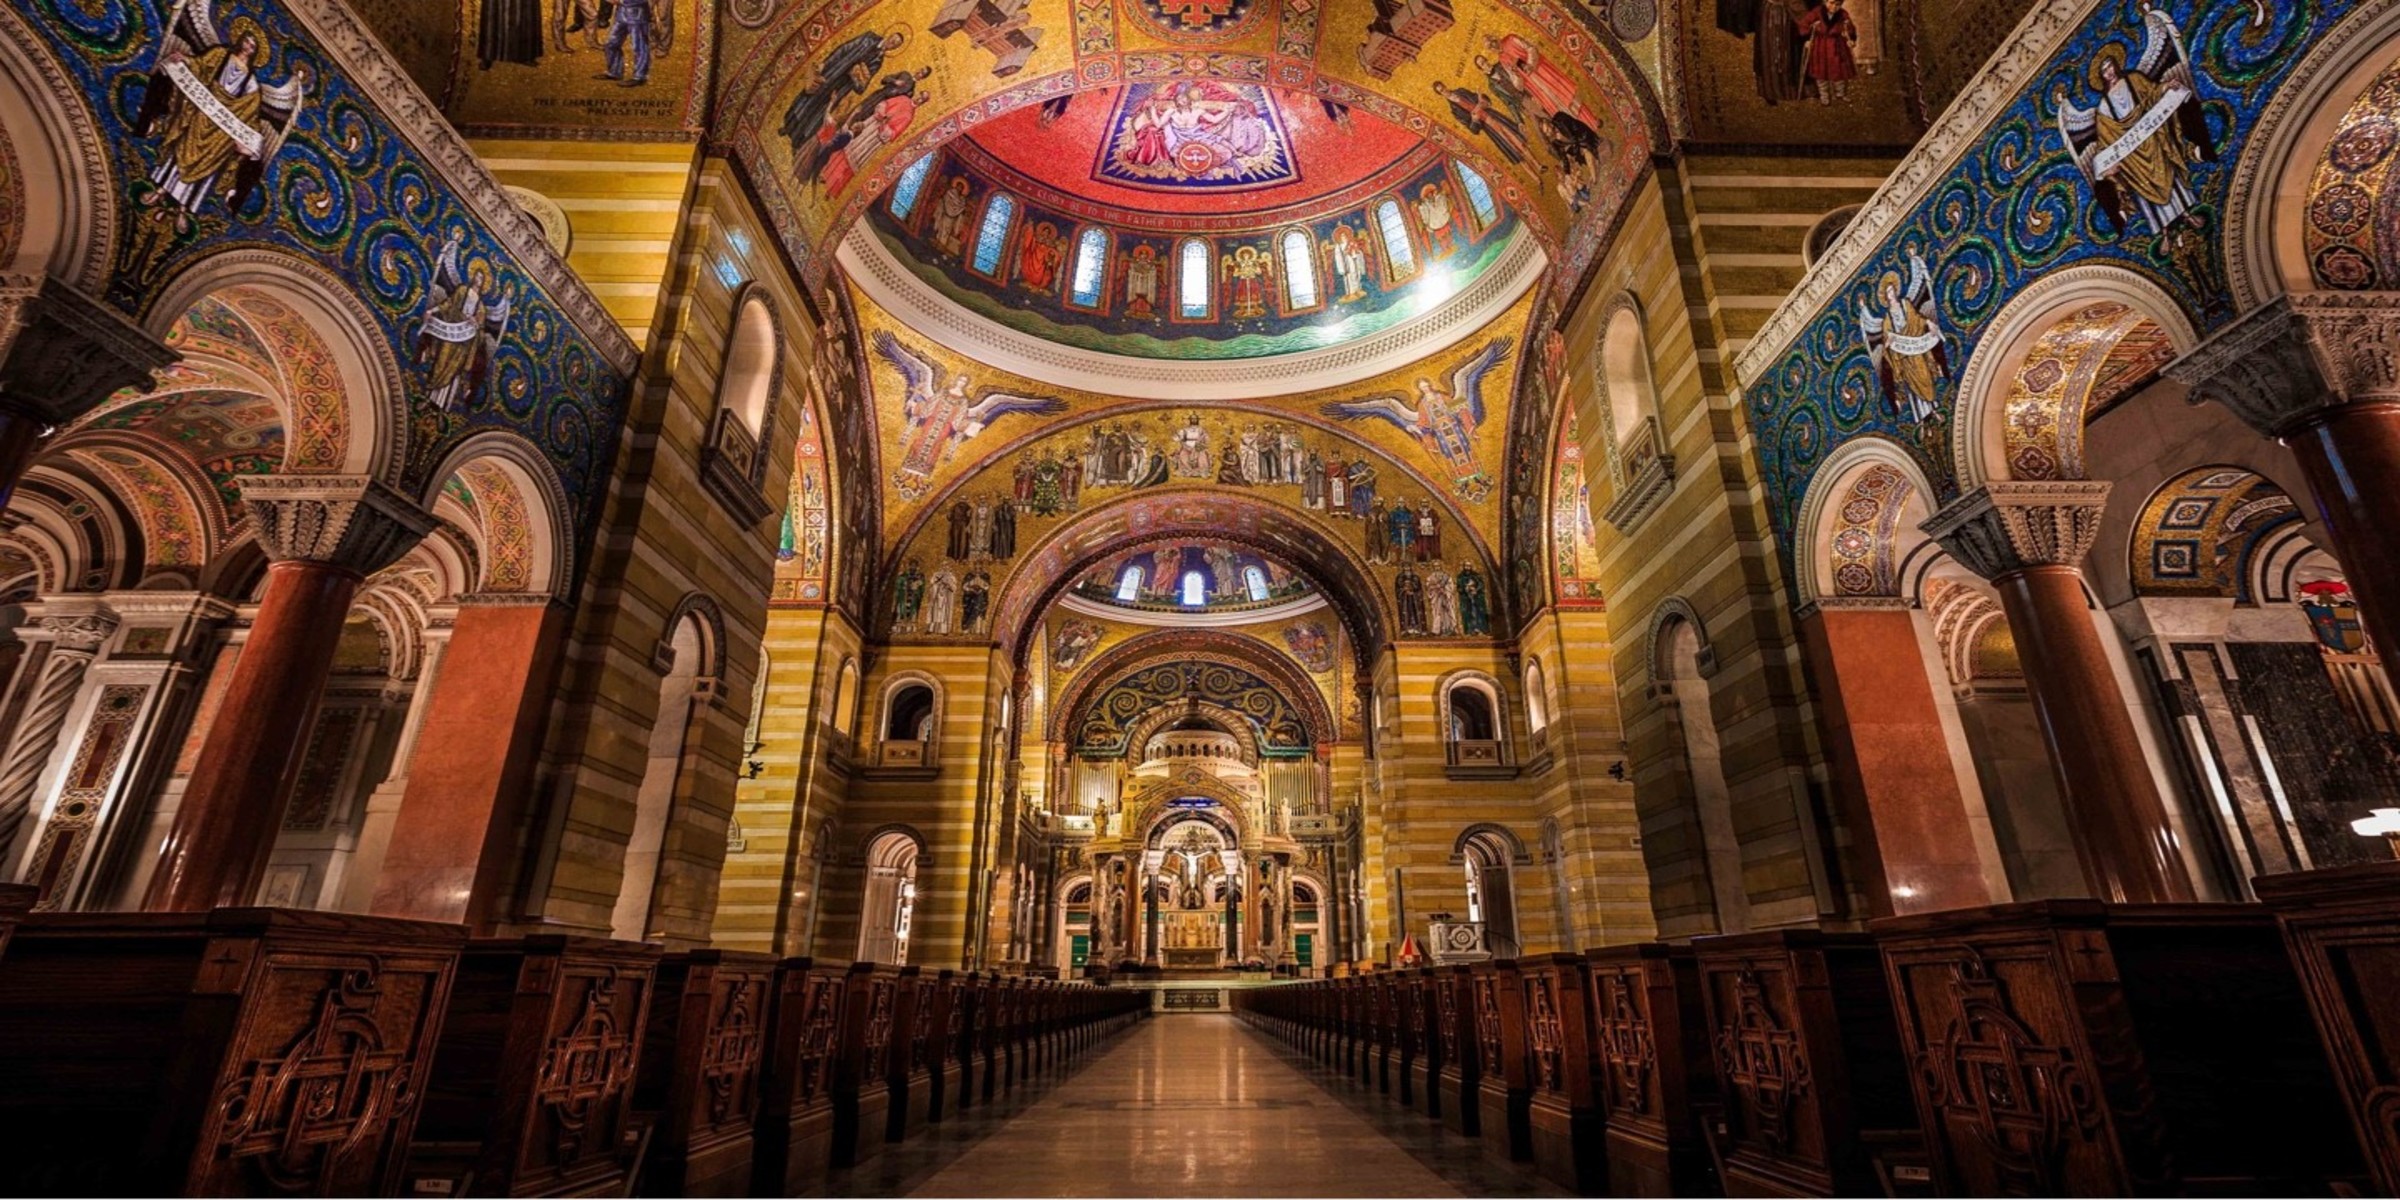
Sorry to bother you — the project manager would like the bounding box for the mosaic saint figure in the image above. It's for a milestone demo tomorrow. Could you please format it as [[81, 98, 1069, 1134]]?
[[1387, 502, 1417, 560], [814, 68, 932, 193], [961, 570, 991, 632], [1302, 450, 1326, 509], [1432, 82, 1531, 164], [1395, 567, 1427, 636], [1855, 247, 1947, 425], [781, 29, 907, 156], [1716, 0, 1808, 105], [892, 560, 926, 628], [1019, 222, 1064, 292], [600, 0, 661, 86], [1329, 224, 1372, 302], [1456, 566, 1491, 635], [926, 567, 959, 634], [1416, 503, 1442, 561], [1322, 337, 1510, 501], [970, 497, 995, 559], [136, 1, 310, 221], [416, 227, 512, 412], [1173, 414, 1212, 478], [480, 0, 543, 66], [1346, 461, 1376, 519], [2052, 2, 2215, 236], [1798, 0, 1859, 105], [1416, 184, 1458, 257], [1032, 453, 1064, 515], [947, 502, 973, 560], [931, 176, 974, 256], [1221, 245, 1272, 319], [876, 330, 1067, 494], [1367, 497, 1391, 562], [1325, 453, 1348, 512], [1125, 244, 1162, 318], [1425, 566, 1458, 636]]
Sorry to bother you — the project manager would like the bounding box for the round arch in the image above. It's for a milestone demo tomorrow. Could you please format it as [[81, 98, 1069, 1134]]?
[[146, 250, 410, 486], [1049, 627, 1336, 751], [990, 489, 1396, 675], [422, 431, 577, 599], [2224, 0, 2400, 308], [0, 7, 115, 290], [1950, 264, 2199, 492], [1791, 435, 1943, 605]]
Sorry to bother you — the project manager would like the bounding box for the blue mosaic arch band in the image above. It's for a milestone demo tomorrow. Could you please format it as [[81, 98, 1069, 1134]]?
[[1734, 0, 2365, 588], [12, 0, 636, 567]]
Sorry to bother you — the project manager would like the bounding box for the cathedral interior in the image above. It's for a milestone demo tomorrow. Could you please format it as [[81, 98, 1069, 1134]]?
[[3, 0, 2400, 1194]]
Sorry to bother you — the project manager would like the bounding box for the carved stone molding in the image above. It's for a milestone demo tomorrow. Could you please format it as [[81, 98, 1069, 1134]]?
[[1795, 596, 1913, 623], [1602, 444, 1676, 534], [237, 476, 436, 575], [0, 275, 178, 426], [1921, 481, 2113, 581], [2166, 292, 2400, 437], [32, 609, 119, 655]]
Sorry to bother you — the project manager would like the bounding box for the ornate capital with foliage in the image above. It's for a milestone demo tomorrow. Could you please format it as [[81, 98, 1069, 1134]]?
[[32, 609, 119, 655], [237, 476, 436, 575], [1922, 481, 2112, 581], [0, 275, 177, 427], [2167, 293, 2400, 438]]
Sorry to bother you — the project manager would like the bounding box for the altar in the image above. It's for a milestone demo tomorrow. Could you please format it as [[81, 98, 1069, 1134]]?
[[1162, 911, 1224, 968]]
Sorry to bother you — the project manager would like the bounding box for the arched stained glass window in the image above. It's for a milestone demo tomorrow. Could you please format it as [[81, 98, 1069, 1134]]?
[[1280, 229, 1318, 309], [1454, 160, 1499, 226], [1375, 200, 1416, 277], [1116, 565, 1145, 602], [889, 153, 937, 220], [972, 194, 1017, 276], [1070, 227, 1109, 307], [1244, 565, 1269, 602], [1180, 570, 1207, 607], [1178, 239, 1211, 318]]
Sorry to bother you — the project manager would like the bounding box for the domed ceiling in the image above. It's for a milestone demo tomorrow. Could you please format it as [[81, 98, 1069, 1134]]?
[[861, 84, 1524, 359], [1068, 540, 1316, 612]]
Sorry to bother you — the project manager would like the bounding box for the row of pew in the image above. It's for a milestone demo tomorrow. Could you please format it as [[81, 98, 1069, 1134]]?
[[0, 890, 1145, 1196], [1236, 863, 2400, 1197]]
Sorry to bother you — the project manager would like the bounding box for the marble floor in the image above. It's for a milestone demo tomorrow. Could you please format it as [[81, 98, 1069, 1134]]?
[[823, 1014, 1566, 1198]]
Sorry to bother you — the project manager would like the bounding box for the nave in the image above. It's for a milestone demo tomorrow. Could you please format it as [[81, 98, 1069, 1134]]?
[[832, 1014, 1560, 1200]]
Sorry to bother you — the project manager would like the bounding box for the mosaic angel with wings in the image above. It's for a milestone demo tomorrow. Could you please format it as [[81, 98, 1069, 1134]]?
[[417, 227, 513, 412], [2051, 1, 2217, 237], [1856, 247, 1946, 425], [135, 0, 311, 225], [1321, 336, 1511, 502], [876, 330, 1066, 497]]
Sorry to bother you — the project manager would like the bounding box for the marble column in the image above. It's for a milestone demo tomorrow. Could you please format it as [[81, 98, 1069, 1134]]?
[[0, 276, 177, 505], [1796, 598, 1996, 914], [144, 477, 433, 912], [0, 605, 117, 872], [370, 595, 566, 928], [2168, 294, 2400, 659], [1925, 482, 2194, 904]]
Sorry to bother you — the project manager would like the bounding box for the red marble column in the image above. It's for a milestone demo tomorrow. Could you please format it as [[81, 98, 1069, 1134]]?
[[1797, 600, 1993, 914], [0, 276, 176, 505], [371, 596, 568, 928], [1925, 482, 2194, 905], [145, 478, 432, 912], [2170, 296, 2400, 662]]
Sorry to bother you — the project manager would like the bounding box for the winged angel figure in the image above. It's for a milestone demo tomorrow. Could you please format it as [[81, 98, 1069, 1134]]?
[[876, 330, 1067, 499], [2051, 1, 2217, 238], [1321, 337, 1512, 503], [417, 227, 512, 412], [134, 0, 310, 225], [1856, 248, 1946, 426]]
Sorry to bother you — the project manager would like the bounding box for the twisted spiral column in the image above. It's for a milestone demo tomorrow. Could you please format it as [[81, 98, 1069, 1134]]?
[[0, 612, 117, 872]]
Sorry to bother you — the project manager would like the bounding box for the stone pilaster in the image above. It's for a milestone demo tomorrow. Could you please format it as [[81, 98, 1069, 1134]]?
[[236, 475, 438, 574], [2164, 292, 2400, 438], [1920, 481, 2112, 580], [0, 604, 118, 870], [0, 275, 178, 426]]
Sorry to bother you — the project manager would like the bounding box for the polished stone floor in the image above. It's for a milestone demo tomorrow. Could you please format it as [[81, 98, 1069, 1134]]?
[[825, 1014, 1565, 1198]]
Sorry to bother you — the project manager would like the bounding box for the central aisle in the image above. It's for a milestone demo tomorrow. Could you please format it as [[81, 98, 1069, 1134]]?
[[889, 1013, 1561, 1198]]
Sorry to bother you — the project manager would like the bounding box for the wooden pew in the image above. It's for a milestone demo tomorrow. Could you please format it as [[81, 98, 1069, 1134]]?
[[1519, 952, 1606, 1192], [885, 965, 931, 1142], [407, 934, 660, 1197], [1692, 929, 1916, 1198], [632, 948, 774, 1196], [1392, 969, 1421, 1107], [1877, 899, 2364, 1196], [753, 958, 844, 1197], [830, 962, 898, 1167], [1582, 943, 1716, 1198], [927, 969, 964, 1123], [0, 882, 29, 961], [1434, 964, 1481, 1138], [1406, 967, 1443, 1120], [2256, 861, 2400, 1196], [1472, 960, 1533, 1162], [0, 908, 462, 1196]]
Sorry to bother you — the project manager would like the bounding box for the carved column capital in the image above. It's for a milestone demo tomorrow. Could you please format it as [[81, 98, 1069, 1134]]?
[[237, 476, 436, 576], [0, 275, 178, 427], [1921, 481, 2112, 581], [32, 609, 119, 655], [2165, 292, 2400, 438]]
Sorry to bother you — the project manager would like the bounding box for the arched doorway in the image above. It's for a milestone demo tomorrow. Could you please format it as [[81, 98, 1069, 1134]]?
[[858, 828, 922, 964], [1457, 826, 1520, 959]]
